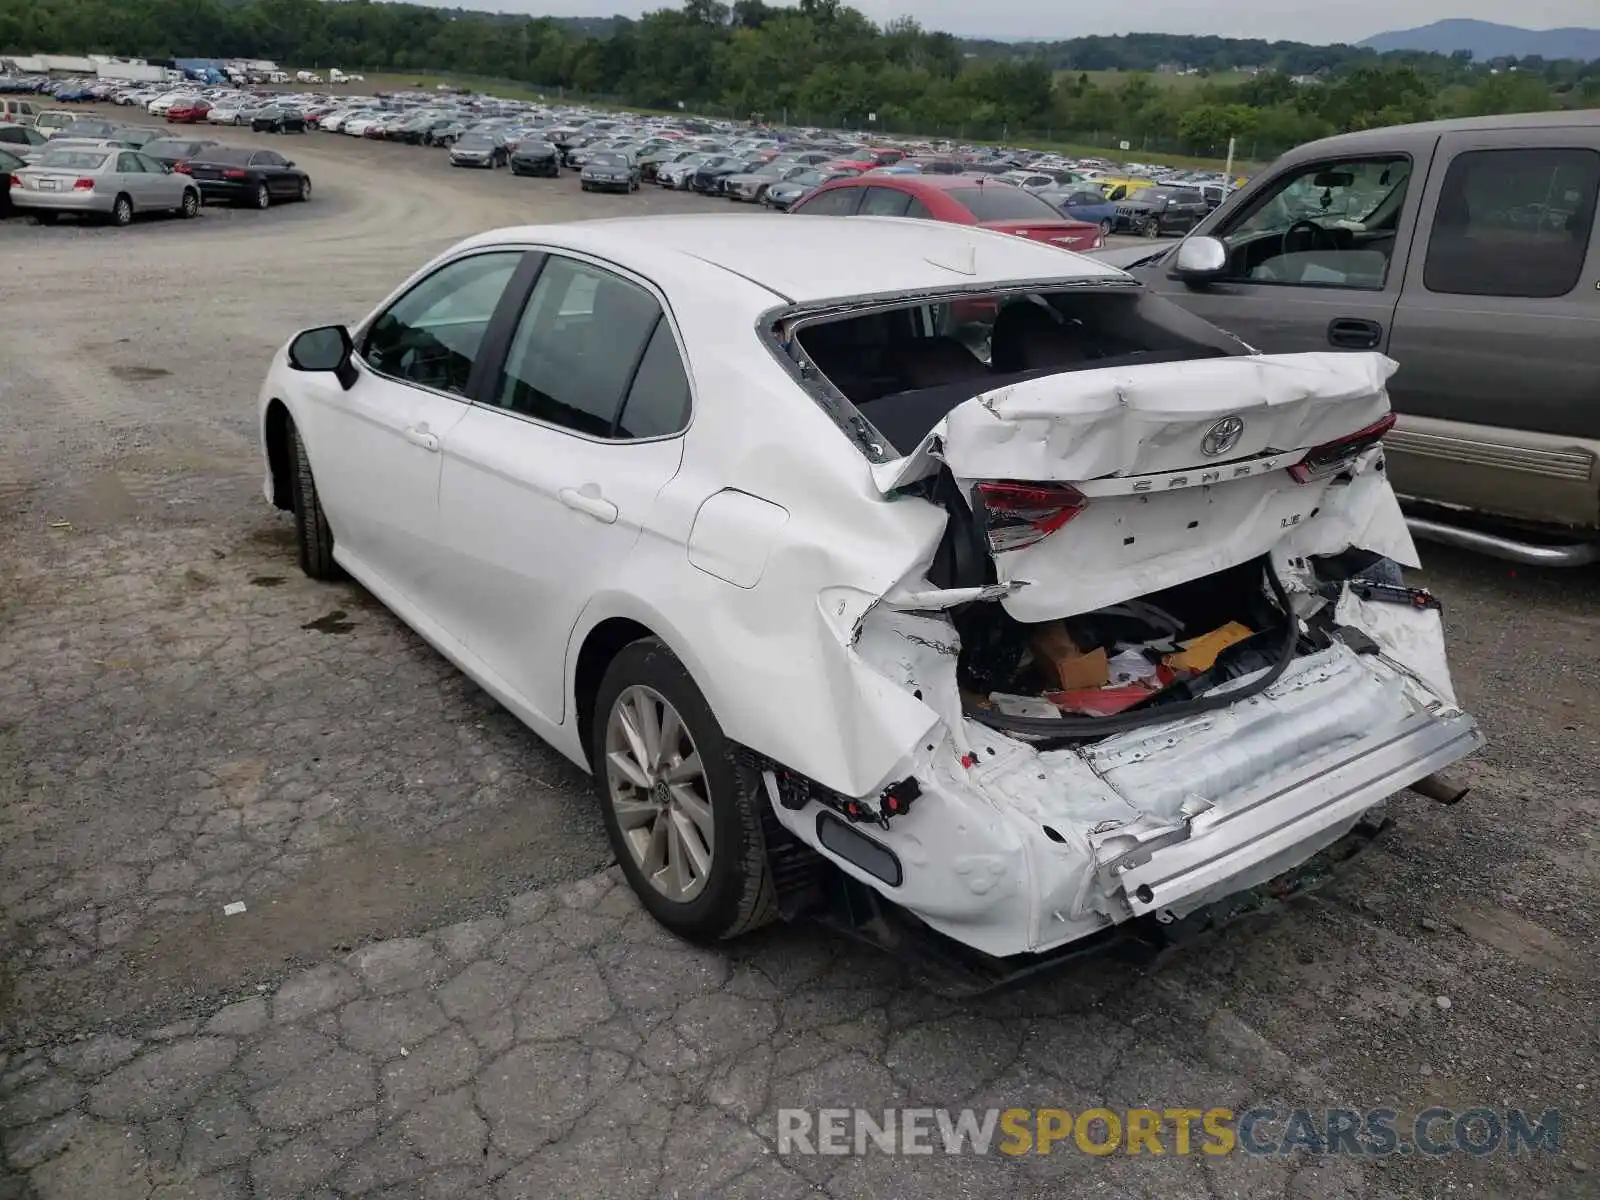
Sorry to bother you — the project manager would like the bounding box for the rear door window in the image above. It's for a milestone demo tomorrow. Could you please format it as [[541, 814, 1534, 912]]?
[[794, 186, 862, 216], [1423, 147, 1599, 299], [491, 256, 665, 438], [859, 186, 912, 217]]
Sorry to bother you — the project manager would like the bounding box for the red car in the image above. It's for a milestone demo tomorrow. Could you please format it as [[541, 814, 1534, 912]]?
[[790, 173, 1104, 252], [166, 101, 213, 124]]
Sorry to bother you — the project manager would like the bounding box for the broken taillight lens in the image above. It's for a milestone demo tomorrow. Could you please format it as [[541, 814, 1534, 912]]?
[[1289, 413, 1397, 484], [974, 481, 1088, 553]]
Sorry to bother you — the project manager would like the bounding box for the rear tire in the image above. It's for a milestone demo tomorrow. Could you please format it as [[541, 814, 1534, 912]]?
[[289, 421, 341, 581], [254, 183, 271, 210], [592, 638, 777, 944], [33, 211, 58, 226]]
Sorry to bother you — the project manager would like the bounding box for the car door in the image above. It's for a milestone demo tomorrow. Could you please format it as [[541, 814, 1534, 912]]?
[[250, 149, 290, 197], [1131, 150, 1424, 355], [128, 151, 177, 207], [298, 249, 528, 605], [111, 151, 152, 206], [434, 252, 689, 725], [1385, 134, 1600, 529], [135, 152, 177, 202]]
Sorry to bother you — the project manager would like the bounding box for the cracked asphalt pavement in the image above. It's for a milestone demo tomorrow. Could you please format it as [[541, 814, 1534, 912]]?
[[1, 107, 1596, 1199]]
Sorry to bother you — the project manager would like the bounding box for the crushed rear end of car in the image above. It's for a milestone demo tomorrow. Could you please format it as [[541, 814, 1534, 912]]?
[[752, 283, 1482, 975]]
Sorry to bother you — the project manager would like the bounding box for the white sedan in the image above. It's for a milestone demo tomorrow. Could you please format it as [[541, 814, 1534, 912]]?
[[257, 214, 1481, 971]]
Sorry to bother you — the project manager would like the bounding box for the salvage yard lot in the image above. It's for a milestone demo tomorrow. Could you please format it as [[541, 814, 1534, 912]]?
[[0, 107, 1596, 1199]]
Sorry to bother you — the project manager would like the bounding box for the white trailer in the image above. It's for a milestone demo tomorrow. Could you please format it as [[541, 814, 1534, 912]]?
[[98, 61, 167, 84]]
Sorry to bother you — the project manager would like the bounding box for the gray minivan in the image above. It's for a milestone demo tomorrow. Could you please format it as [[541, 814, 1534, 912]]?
[[1103, 110, 1600, 565]]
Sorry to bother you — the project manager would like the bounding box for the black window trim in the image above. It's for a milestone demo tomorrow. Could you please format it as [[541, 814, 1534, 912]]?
[[463, 247, 697, 445], [350, 247, 536, 403]]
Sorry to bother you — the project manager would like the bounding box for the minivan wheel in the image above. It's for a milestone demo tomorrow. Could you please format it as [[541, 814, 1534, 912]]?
[[592, 639, 777, 943], [110, 195, 133, 226], [254, 183, 271, 210], [289, 421, 341, 581]]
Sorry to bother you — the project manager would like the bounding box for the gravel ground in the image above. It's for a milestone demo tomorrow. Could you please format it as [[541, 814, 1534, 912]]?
[[0, 107, 1594, 1199]]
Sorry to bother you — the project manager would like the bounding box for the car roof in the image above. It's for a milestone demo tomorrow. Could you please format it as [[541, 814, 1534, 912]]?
[[456, 213, 1126, 305], [1285, 108, 1600, 163]]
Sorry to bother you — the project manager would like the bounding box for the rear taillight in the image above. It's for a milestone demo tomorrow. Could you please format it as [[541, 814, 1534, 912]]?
[[173, 162, 190, 173], [72, 177, 94, 191], [1289, 413, 1397, 483], [222, 168, 248, 179], [974, 481, 1088, 553], [8, 174, 20, 188]]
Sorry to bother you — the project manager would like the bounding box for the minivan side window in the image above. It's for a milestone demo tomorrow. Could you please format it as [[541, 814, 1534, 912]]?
[[1423, 148, 1600, 299], [1216, 156, 1412, 290]]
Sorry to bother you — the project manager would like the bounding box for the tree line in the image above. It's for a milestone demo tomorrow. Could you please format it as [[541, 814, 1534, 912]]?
[[3, 0, 1597, 157]]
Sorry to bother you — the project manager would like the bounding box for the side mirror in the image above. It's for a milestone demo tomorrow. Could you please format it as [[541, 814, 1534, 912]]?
[[283, 161, 294, 168], [1172, 235, 1228, 286], [287, 325, 358, 390]]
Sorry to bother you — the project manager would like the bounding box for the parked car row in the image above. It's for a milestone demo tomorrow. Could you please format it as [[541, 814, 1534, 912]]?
[[2, 117, 311, 226]]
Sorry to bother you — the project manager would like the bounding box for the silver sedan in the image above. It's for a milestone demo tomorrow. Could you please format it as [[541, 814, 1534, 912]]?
[[11, 147, 201, 227]]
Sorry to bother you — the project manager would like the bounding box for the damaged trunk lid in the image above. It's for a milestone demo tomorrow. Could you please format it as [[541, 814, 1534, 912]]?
[[877, 351, 1402, 622]]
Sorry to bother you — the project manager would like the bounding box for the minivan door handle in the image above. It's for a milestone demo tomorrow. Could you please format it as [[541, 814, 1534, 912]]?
[[1327, 317, 1383, 350], [558, 485, 618, 524]]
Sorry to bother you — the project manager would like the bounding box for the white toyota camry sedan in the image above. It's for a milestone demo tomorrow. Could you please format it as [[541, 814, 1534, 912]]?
[[257, 214, 1481, 977]]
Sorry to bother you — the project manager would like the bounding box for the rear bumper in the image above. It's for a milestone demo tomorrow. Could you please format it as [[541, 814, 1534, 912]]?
[[12, 189, 110, 214], [1107, 709, 1482, 921]]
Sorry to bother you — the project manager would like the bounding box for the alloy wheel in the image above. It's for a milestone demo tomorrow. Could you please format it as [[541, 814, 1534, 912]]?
[[604, 685, 714, 903], [112, 197, 132, 226], [256, 184, 270, 210]]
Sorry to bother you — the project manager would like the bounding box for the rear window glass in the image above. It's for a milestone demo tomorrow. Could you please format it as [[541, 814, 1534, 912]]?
[[203, 147, 254, 165], [34, 151, 108, 170], [789, 288, 1246, 455], [948, 186, 1064, 222]]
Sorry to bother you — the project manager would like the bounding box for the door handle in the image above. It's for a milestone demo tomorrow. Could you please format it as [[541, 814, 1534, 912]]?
[[403, 425, 440, 452], [558, 485, 618, 524], [1327, 317, 1383, 350]]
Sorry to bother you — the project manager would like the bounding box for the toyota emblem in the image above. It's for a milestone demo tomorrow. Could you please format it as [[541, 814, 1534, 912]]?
[[1202, 416, 1245, 457]]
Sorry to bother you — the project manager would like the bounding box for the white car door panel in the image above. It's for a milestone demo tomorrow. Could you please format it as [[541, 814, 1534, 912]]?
[[434, 252, 694, 725], [437, 412, 683, 723], [295, 249, 526, 605], [300, 366, 468, 599]]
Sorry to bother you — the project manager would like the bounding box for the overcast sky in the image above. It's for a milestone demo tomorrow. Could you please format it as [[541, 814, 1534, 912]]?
[[409, 1, 1597, 44]]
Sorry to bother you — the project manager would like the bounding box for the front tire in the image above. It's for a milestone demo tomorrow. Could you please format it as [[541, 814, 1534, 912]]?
[[110, 195, 133, 226], [289, 421, 340, 581], [1142, 218, 1160, 238], [298, 177, 312, 202], [179, 189, 199, 218], [592, 639, 776, 943], [1099, 218, 1112, 236]]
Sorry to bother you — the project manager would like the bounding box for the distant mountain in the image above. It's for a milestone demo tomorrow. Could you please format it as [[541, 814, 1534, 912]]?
[[1358, 19, 1600, 61]]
